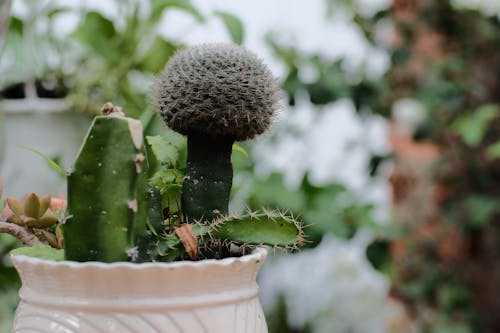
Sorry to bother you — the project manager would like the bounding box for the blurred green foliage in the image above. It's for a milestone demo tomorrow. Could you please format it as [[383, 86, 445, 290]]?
[[266, 34, 390, 115], [390, 2, 499, 333], [0, 234, 19, 333], [263, 0, 500, 332], [214, 11, 244, 45], [0, 0, 245, 118], [68, 2, 197, 117], [246, 173, 377, 245]]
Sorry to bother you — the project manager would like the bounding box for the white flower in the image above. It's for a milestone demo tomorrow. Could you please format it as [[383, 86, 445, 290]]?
[[451, 0, 500, 17], [392, 98, 427, 135]]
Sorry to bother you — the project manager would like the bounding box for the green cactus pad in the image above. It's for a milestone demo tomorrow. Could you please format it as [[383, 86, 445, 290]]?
[[209, 210, 304, 248]]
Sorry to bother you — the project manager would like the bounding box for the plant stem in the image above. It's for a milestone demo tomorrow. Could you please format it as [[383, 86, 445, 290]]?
[[0, 221, 42, 246], [182, 134, 234, 223]]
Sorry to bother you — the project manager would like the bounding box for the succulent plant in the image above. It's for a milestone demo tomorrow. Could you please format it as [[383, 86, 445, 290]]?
[[153, 43, 280, 223], [4, 194, 58, 228], [0, 190, 64, 248]]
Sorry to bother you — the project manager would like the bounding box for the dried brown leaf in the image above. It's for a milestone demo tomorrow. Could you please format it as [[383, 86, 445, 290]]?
[[175, 224, 198, 260]]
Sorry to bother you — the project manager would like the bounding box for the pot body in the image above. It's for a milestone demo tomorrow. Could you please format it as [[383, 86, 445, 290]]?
[[11, 248, 268, 333]]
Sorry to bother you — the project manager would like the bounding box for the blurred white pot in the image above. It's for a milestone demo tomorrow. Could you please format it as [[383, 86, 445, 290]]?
[[0, 98, 91, 198], [10, 248, 268, 333]]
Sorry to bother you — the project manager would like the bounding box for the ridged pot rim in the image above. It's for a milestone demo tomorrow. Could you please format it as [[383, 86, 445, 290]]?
[[10, 246, 267, 270], [10, 247, 268, 310]]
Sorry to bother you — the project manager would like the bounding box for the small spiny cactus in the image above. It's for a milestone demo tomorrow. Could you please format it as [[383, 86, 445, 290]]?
[[144, 208, 304, 262], [153, 43, 281, 223]]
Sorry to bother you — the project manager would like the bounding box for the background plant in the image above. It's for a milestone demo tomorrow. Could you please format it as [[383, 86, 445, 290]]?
[[262, 0, 500, 332], [0, 0, 243, 119], [384, 2, 500, 332]]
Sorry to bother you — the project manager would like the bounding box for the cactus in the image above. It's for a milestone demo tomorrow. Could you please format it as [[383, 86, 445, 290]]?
[[209, 210, 304, 249], [149, 43, 304, 261], [153, 43, 280, 223], [148, 209, 304, 262], [64, 103, 150, 262], [0, 190, 64, 247]]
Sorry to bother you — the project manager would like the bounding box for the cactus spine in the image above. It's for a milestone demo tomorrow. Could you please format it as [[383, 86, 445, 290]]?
[[64, 104, 149, 262]]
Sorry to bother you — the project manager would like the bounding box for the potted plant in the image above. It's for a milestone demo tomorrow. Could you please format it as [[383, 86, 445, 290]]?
[[0, 43, 304, 333]]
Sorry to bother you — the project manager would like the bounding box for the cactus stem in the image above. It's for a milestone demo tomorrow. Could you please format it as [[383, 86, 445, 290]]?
[[65, 108, 149, 262], [182, 134, 234, 223]]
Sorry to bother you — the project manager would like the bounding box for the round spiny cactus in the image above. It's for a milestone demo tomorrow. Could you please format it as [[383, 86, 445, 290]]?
[[153, 43, 280, 141]]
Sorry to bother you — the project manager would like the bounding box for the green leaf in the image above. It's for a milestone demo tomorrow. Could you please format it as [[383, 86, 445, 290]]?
[[249, 173, 306, 212], [7, 17, 23, 34], [146, 135, 180, 167], [73, 12, 118, 65], [464, 195, 499, 228], [46, 7, 71, 18], [21, 146, 66, 178], [232, 143, 248, 157], [451, 104, 499, 147], [10, 245, 64, 261], [145, 128, 187, 170], [151, 0, 204, 23], [164, 184, 183, 213], [153, 128, 186, 150], [214, 10, 244, 44], [486, 141, 500, 159], [136, 37, 177, 72], [150, 168, 178, 185]]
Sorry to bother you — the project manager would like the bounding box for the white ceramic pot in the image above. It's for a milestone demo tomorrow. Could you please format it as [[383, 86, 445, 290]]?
[[11, 248, 268, 333]]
